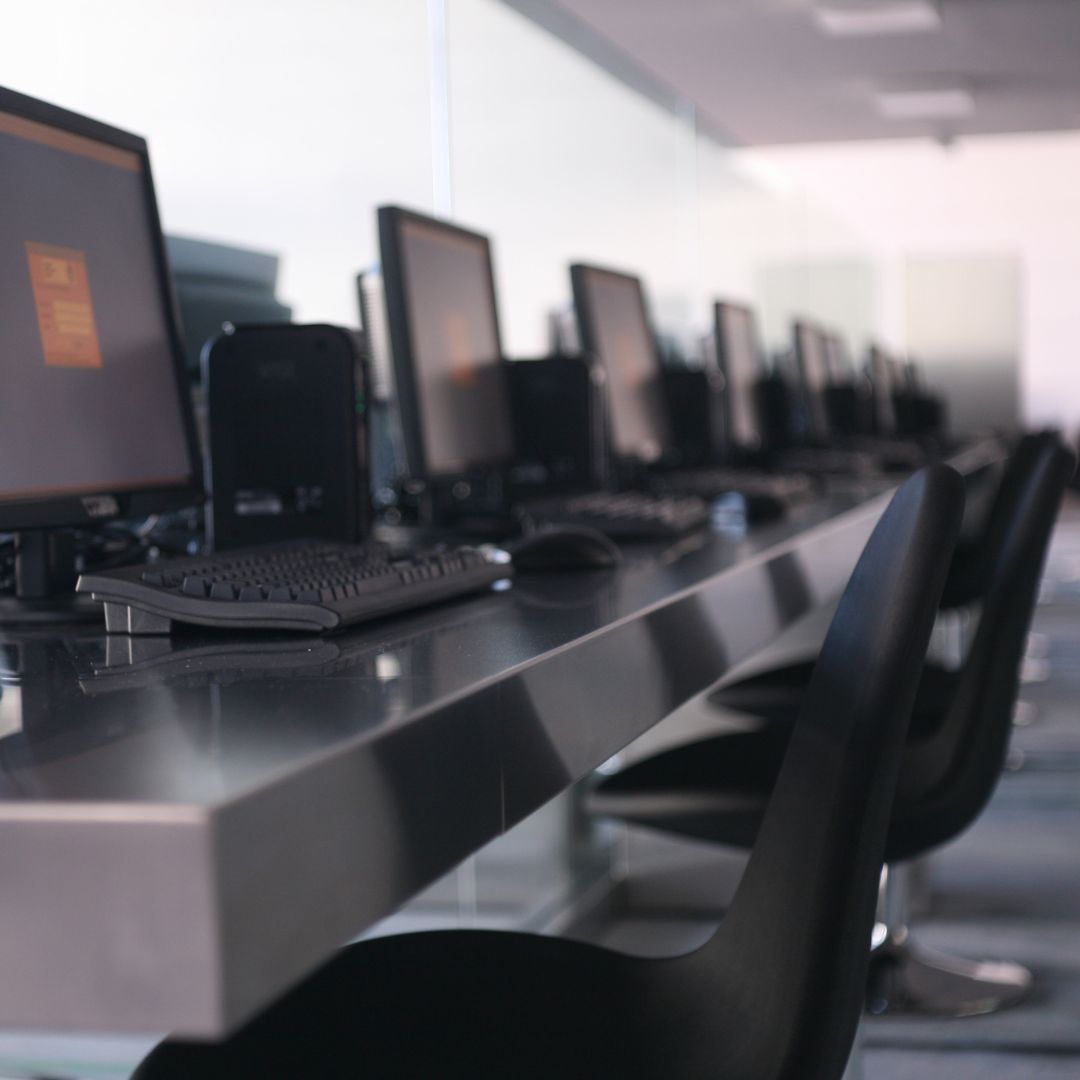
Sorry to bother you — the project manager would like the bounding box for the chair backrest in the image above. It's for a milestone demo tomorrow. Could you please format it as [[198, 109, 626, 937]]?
[[684, 466, 964, 1080], [893, 434, 1075, 848], [943, 432, 1054, 608]]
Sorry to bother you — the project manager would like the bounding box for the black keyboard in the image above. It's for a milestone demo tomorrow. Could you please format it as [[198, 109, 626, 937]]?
[[776, 447, 880, 476], [651, 468, 814, 502], [518, 491, 709, 540], [77, 539, 511, 634]]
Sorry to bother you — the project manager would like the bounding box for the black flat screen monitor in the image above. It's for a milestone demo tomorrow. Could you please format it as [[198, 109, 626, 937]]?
[[378, 205, 514, 480], [823, 331, 854, 384], [569, 263, 669, 464], [166, 235, 292, 377], [903, 359, 922, 393], [713, 301, 765, 454], [792, 319, 832, 443], [867, 344, 898, 434], [0, 87, 200, 533]]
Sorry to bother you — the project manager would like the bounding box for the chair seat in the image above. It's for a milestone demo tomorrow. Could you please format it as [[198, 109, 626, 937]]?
[[135, 927, 750, 1080], [710, 660, 958, 741], [707, 659, 818, 723], [590, 678, 960, 864], [592, 727, 786, 846]]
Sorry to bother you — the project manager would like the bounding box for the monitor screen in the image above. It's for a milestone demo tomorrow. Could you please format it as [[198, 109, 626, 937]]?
[[0, 92, 197, 522], [714, 302, 763, 452], [378, 207, 514, 478], [570, 264, 668, 463], [823, 332, 853, 384], [867, 344, 897, 433], [166, 235, 291, 376], [792, 320, 831, 441], [904, 359, 921, 393]]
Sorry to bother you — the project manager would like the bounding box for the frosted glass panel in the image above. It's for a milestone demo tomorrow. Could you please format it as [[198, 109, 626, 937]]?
[[1, 0, 434, 326]]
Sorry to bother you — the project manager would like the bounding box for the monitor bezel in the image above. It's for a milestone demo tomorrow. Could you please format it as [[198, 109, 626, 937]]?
[[568, 261, 669, 463], [377, 204, 514, 482], [0, 86, 203, 531], [866, 342, 899, 433], [822, 330, 854, 385], [712, 300, 766, 454], [791, 318, 832, 443]]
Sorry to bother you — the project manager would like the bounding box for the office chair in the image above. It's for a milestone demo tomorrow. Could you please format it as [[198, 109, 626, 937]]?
[[134, 465, 963, 1080], [697, 432, 1057, 727], [590, 434, 1074, 1018]]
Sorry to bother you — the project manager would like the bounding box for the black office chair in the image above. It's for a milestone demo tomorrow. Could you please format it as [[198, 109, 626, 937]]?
[[133, 466, 963, 1080], [696, 432, 1058, 726], [590, 434, 1075, 1018]]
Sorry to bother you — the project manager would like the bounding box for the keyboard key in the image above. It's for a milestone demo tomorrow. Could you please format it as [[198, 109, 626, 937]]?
[[182, 576, 209, 598]]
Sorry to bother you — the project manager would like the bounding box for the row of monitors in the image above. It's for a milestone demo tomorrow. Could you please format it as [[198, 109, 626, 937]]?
[[375, 204, 915, 484], [0, 83, 916, 538]]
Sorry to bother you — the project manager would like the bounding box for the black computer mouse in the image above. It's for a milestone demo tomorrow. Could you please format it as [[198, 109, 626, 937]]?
[[743, 492, 788, 524], [507, 526, 622, 572]]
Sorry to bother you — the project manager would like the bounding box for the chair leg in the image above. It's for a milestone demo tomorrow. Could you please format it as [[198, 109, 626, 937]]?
[[866, 863, 1033, 1017]]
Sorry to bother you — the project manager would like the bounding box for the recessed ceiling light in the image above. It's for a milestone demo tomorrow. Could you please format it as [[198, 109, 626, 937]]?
[[875, 86, 975, 120], [814, 0, 942, 37]]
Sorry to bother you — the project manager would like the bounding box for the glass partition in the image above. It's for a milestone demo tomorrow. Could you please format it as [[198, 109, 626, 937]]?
[[1, 0, 874, 360], [447, 0, 698, 358], [447, 0, 874, 366], [1, 0, 434, 327]]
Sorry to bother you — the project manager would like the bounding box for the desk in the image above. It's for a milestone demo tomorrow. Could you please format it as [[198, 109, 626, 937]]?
[[0, 454, 993, 1037]]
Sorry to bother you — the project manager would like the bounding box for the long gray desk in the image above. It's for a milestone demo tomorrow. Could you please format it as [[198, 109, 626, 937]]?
[[0, 452, 995, 1037]]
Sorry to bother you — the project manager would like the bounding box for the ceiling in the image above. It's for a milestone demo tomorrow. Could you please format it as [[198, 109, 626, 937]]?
[[546, 0, 1080, 145]]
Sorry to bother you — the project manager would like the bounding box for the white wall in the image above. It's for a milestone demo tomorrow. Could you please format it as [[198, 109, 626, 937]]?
[[751, 132, 1080, 430]]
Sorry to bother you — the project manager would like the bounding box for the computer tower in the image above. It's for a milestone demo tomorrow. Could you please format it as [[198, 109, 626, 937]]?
[[824, 384, 872, 438], [755, 373, 797, 452], [505, 354, 609, 496], [661, 367, 726, 467], [204, 324, 371, 550]]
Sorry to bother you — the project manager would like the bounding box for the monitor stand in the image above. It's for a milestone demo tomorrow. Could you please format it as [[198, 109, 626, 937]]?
[[0, 530, 102, 625]]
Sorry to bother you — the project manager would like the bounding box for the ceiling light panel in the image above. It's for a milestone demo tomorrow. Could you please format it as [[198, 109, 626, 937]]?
[[875, 86, 975, 120], [814, 0, 942, 37]]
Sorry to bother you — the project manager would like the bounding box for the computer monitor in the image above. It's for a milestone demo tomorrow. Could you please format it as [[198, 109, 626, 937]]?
[[713, 301, 765, 454], [0, 87, 201, 613], [867, 344, 898, 435], [166, 235, 292, 378], [791, 319, 832, 443], [378, 205, 514, 481], [569, 263, 669, 465], [904, 359, 922, 393], [823, 331, 854, 385]]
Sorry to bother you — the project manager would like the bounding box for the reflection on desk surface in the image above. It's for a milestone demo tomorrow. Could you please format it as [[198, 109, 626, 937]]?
[[0, 485, 924, 809]]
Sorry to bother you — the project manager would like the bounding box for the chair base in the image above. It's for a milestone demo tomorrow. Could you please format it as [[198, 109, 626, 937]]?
[[866, 928, 1032, 1018]]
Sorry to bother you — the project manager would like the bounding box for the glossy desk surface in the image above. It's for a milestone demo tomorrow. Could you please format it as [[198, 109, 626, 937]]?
[[0, 450, 995, 1036]]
